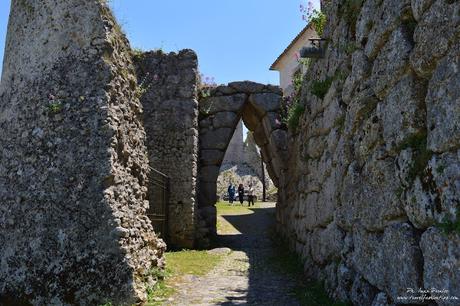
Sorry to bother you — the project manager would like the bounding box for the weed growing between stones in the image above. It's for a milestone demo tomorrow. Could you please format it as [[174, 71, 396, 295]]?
[[198, 73, 217, 100], [340, 42, 358, 55], [356, 97, 378, 121], [310, 77, 333, 99], [333, 114, 346, 132], [281, 71, 305, 132], [131, 47, 146, 61], [287, 103, 306, 132], [47, 101, 63, 114], [135, 72, 155, 99], [397, 131, 433, 184], [339, 0, 364, 36], [437, 210, 460, 235], [47, 94, 63, 114]]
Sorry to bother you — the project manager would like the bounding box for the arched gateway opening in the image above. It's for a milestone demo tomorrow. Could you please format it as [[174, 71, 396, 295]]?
[[196, 81, 288, 244]]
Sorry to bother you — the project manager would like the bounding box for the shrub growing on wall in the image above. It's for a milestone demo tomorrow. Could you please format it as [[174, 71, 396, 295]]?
[[280, 71, 305, 132]]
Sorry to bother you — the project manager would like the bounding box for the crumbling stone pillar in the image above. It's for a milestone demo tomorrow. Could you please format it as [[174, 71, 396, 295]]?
[[0, 1, 164, 304], [135, 50, 200, 248]]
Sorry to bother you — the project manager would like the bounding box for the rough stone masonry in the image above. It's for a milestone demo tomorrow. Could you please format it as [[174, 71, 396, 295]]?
[[277, 0, 460, 305], [134, 49, 200, 249], [0, 0, 165, 304]]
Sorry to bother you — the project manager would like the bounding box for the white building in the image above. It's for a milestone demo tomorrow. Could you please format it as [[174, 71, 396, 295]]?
[[270, 24, 319, 96]]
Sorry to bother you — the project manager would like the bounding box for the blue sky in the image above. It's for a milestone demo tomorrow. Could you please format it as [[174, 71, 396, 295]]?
[[0, 0, 320, 85]]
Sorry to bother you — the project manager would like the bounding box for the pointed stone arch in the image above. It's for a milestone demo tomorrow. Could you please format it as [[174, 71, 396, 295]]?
[[196, 81, 288, 242]]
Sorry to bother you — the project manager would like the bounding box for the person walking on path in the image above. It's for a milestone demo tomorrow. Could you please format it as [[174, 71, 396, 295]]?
[[238, 183, 245, 205], [227, 183, 235, 205], [247, 184, 255, 206]]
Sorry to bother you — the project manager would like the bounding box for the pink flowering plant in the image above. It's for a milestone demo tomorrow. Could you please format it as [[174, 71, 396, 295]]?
[[300, 1, 326, 36], [279, 71, 305, 131]]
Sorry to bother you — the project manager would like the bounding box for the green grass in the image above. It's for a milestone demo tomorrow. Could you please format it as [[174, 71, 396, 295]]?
[[216, 201, 259, 214], [165, 250, 223, 276], [146, 280, 176, 306], [216, 201, 261, 233], [145, 249, 224, 304]]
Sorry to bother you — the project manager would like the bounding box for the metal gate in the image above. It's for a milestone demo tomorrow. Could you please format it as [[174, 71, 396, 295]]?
[[147, 168, 170, 239]]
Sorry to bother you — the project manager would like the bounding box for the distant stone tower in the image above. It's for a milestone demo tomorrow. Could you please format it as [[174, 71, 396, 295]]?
[[221, 119, 244, 170]]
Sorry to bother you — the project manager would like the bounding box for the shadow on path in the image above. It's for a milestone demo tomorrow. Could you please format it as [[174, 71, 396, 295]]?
[[215, 203, 300, 305]]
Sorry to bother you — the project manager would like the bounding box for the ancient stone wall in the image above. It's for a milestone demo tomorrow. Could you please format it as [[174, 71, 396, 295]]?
[[0, 1, 164, 304], [134, 50, 199, 248], [277, 0, 460, 305]]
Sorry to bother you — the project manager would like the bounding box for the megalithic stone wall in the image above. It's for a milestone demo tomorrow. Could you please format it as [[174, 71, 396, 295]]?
[[0, 1, 165, 304], [134, 50, 199, 248], [278, 0, 460, 305]]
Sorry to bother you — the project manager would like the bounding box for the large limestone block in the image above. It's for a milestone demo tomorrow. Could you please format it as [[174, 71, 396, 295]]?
[[241, 101, 262, 131], [302, 190, 335, 230], [199, 94, 246, 115], [253, 123, 269, 148], [411, 0, 434, 21], [199, 165, 220, 183], [200, 128, 234, 150], [350, 275, 378, 306], [310, 222, 344, 265], [228, 81, 265, 93], [404, 149, 460, 229], [352, 223, 423, 303], [355, 0, 380, 47], [370, 26, 413, 99], [261, 112, 279, 140], [371, 292, 394, 306], [212, 111, 239, 129], [210, 85, 237, 96], [364, 0, 412, 59], [248, 92, 281, 116], [381, 223, 423, 301], [0, 1, 164, 304], [404, 176, 437, 229], [377, 74, 425, 153], [198, 181, 217, 207], [337, 158, 406, 231], [269, 129, 288, 154], [420, 227, 460, 306], [200, 149, 225, 166], [342, 50, 372, 104], [428, 151, 460, 220], [410, 0, 460, 77], [426, 42, 460, 152]]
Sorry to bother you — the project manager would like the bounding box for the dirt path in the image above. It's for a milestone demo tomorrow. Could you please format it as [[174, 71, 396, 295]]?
[[165, 202, 301, 305]]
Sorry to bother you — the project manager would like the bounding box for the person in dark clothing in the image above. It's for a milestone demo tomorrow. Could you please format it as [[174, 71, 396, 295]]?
[[227, 183, 235, 204], [238, 183, 244, 205]]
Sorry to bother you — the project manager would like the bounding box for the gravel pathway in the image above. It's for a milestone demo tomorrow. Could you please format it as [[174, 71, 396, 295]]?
[[165, 202, 301, 305]]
